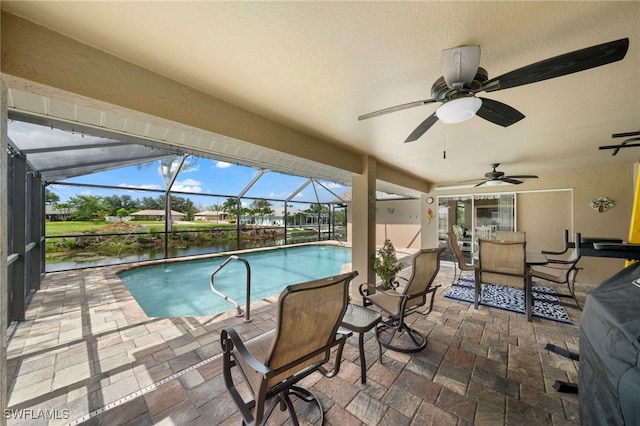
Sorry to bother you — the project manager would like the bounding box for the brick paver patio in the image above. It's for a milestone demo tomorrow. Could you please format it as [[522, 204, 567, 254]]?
[[5, 253, 587, 425]]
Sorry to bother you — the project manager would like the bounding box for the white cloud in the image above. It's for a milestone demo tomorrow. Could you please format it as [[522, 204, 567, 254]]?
[[173, 178, 202, 193], [216, 161, 232, 169]]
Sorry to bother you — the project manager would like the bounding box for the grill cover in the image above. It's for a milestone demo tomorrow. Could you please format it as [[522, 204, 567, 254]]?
[[579, 262, 640, 425]]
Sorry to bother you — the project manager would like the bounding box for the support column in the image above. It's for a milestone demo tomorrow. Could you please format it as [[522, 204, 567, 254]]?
[[351, 156, 376, 301], [29, 173, 43, 292], [10, 154, 26, 321]]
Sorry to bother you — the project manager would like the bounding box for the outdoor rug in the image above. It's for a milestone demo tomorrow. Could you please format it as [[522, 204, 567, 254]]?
[[445, 276, 572, 324]]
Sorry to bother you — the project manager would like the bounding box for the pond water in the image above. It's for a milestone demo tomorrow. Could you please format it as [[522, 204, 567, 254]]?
[[45, 235, 332, 272]]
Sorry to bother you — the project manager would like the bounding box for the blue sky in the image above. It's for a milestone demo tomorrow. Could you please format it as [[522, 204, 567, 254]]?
[[59, 158, 347, 206], [9, 120, 348, 209]]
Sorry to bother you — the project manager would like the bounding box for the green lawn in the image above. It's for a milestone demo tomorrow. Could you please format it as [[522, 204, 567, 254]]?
[[45, 220, 237, 236]]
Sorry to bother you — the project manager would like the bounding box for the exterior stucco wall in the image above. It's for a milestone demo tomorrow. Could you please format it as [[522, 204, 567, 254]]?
[[375, 199, 422, 249], [347, 199, 423, 250]]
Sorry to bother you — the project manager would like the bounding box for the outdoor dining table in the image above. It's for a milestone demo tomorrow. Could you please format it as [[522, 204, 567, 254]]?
[[473, 250, 548, 266]]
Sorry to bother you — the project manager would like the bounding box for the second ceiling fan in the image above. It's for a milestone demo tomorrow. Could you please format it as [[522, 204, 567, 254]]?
[[358, 38, 629, 143], [463, 164, 538, 187]]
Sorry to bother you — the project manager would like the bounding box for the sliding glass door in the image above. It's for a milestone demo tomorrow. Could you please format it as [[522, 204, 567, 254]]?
[[438, 193, 516, 263]]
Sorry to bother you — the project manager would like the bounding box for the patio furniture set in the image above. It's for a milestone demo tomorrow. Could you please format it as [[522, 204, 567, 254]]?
[[218, 229, 631, 424]]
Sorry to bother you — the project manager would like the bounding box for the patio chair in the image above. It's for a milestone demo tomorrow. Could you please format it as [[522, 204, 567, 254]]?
[[447, 230, 475, 283], [359, 247, 444, 353], [531, 249, 583, 310], [474, 239, 533, 322], [475, 226, 494, 240], [220, 271, 358, 425]]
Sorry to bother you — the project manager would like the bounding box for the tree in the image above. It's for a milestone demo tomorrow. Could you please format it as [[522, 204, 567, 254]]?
[[207, 202, 223, 212], [103, 195, 139, 216], [67, 195, 106, 220], [137, 155, 198, 229], [45, 188, 60, 205], [222, 197, 240, 219], [116, 208, 129, 218], [139, 196, 162, 210], [333, 209, 346, 226], [169, 195, 196, 216], [250, 199, 274, 225], [53, 202, 73, 221], [139, 194, 197, 221]]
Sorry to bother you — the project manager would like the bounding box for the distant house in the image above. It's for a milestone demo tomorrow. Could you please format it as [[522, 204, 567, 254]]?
[[45, 204, 75, 221], [130, 209, 186, 221], [194, 210, 228, 222], [246, 205, 301, 226]]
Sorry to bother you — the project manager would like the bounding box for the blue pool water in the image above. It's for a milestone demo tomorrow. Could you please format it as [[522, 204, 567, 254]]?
[[118, 245, 351, 317]]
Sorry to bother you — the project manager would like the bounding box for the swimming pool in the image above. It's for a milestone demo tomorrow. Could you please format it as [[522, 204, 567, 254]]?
[[118, 245, 351, 317]]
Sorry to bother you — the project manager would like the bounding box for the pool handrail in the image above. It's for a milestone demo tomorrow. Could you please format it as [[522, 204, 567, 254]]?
[[210, 255, 252, 323]]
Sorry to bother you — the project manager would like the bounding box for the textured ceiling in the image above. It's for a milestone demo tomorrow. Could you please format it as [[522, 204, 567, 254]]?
[[2, 1, 639, 191]]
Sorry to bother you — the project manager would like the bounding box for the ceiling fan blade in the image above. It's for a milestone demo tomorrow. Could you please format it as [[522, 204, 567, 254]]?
[[442, 45, 481, 89], [504, 174, 538, 179], [358, 99, 437, 121], [476, 97, 525, 127], [404, 113, 439, 143], [474, 181, 488, 187], [501, 178, 523, 185], [484, 38, 629, 92]]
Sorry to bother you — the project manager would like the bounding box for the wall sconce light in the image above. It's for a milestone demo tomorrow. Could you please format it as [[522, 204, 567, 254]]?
[[590, 197, 614, 213]]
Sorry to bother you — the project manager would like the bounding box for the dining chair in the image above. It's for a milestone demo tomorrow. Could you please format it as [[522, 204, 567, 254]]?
[[359, 247, 444, 353], [447, 230, 475, 283], [531, 249, 583, 310], [475, 226, 494, 240], [452, 224, 465, 239], [495, 230, 526, 242], [220, 271, 358, 425], [474, 239, 533, 322]]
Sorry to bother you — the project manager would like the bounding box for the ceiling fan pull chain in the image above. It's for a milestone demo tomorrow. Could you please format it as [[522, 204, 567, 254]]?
[[443, 128, 447, 159]]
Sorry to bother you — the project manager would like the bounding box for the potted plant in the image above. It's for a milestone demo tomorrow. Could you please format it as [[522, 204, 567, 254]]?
[[372, 239, 403, 290]]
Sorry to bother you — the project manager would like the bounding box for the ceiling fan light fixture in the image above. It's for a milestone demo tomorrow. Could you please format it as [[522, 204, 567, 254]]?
[[436, 97, 482, 124], [484, 180, 504, 186]]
